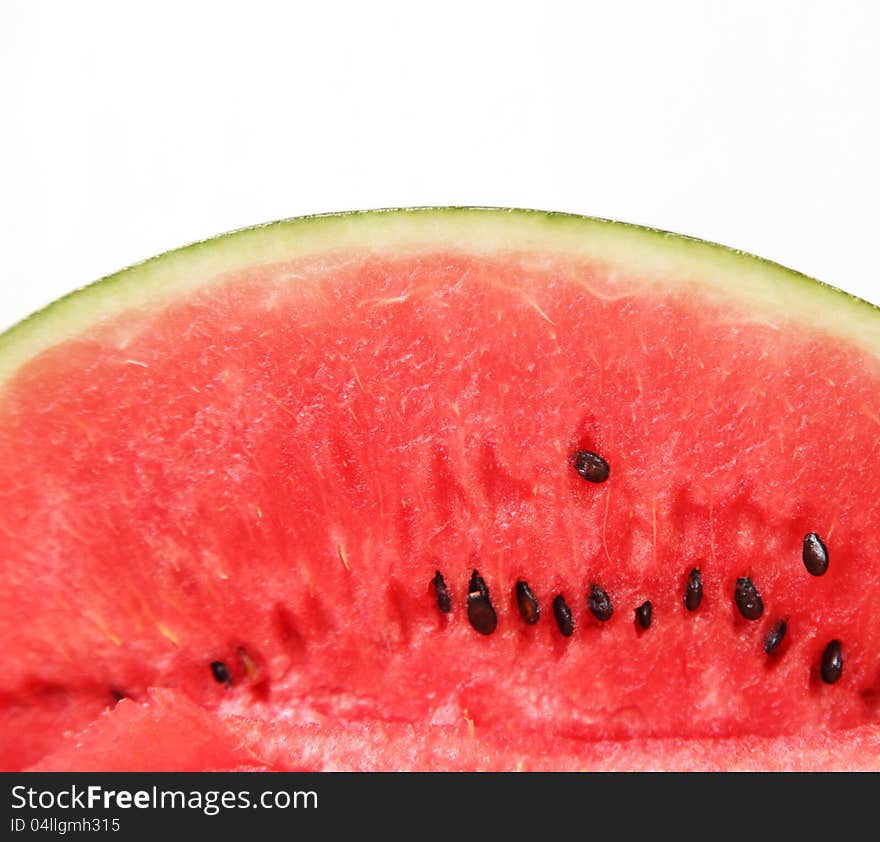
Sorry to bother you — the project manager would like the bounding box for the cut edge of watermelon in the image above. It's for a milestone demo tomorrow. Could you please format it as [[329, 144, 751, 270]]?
[[3, 207, 879, 387], [29, 687, 880, 772]]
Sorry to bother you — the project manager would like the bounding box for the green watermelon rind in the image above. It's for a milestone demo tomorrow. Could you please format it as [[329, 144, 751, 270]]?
[[2, 207, 879, 387]]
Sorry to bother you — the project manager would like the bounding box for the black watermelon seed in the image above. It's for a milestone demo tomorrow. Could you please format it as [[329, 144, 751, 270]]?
[[802, 533, 829, 576], [635, 600, 653, 630], [574, 450, 610, 483], [469, 569, 489, 600], [821, 639, 843, 684], [588, 584, 614, 621], [210, 661, 231, 685], [684, 568, 703, 612], [515, 580, 541, 624], [734, 577, 764, 621], [433, 570, 452, 613], [553, 595, 574, 637], [110, 688, 126, 702], [468, 595, 498, 635], [467, 571, 497, 635], [764, 618, 788, 654]]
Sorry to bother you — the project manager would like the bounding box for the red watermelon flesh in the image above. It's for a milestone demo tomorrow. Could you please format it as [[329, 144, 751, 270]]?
[[28, 688, 880, 772], [1, 209, 879, 771]]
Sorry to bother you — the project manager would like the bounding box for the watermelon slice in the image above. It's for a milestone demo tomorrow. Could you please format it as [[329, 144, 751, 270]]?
[[1, 208, 878, 771]]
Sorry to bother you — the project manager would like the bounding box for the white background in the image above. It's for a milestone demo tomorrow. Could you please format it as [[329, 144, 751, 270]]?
[[2, 0, 879, 332]]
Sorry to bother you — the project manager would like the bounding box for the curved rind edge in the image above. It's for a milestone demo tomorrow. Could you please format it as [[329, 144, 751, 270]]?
[[2, 207, 879, 387]]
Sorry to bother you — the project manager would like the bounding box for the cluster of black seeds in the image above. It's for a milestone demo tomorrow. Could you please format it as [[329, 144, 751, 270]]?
[[199, 453, 847, 694], [434, 569, 617, 638], [430, 555, 843, 686], [421, 454, 847, 688]]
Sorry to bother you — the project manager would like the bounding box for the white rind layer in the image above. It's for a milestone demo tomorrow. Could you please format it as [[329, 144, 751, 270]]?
[[2, 207, 878, 388]]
